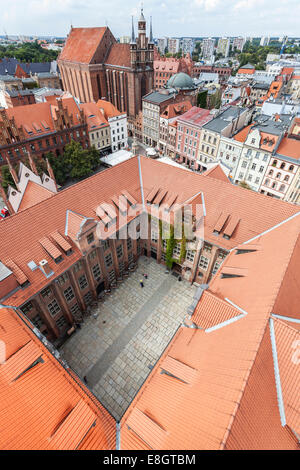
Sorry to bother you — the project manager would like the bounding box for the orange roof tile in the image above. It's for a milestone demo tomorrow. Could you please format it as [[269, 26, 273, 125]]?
[[121, 214, 300, 450], [0, 306, 116, 449], [80, 102, 109, 132], [105, 43, 131, 68], [233, 124, 252, 142], [0, 157, 299, 308], [18, 181, 55, 212], [96, 99, 122, 119], [276, 136, 300, 161], [58, 27, 107, 64], [202, 164, 229, 183]]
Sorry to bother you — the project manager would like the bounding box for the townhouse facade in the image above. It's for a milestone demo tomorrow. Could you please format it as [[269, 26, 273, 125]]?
[[175, 106, 213, 170], [158, 100, 192, 157], [197, 106, 252, 168]]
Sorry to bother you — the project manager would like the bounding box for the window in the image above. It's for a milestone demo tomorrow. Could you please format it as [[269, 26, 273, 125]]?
[[151, 231, 158, 242], [108, 270, 116, 283], [58, 273, 69, 285], [48, 299, 61, 317], [83, 292, 93, 305], [276, 172, 281, 179], [259, 166, 264, 173], [87, 233, 94, 244], [116, 244, 123, 258], [173, 243, 181, 258], [70, 303, 81, 317], [279, 184, 285, 192], [74, 261, 83, 272], [212, 260, 222, 275], [41, 287, 52, 298], [102, 240, 109, 251], [127, 238, 132, 251], [264, 178, 270, 186], [64, 286, 75, 303], [242, 161, 247, 168], [32, 313, 43, 329], [289, 165, 294, 171], [56, 316, 67, 330], [280, 162, 285, 169], [105, 253, 113, 268], [255, 152, 260, 159], [199, 255, 209, 270], [92, 263, 101, 281], [255, 177, 260, 184], [204, 244, 212, 252], [78, 274, 88, 290], [21, 302, 33, 315], [186, 250, 195, 263], [263, 154, 268, 162], [89, 250, 97, 260], [284, 175, 289, 182]]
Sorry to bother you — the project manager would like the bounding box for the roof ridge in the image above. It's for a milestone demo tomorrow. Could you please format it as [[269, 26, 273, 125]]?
[[1, 156, 140, 222], [220, 216, 300, 448]]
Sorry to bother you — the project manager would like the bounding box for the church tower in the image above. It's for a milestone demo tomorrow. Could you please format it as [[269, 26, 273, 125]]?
[[128, 8, 154, 118]]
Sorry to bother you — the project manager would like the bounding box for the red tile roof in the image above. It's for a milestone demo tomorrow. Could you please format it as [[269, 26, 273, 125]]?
[[58, 27, 107, 64], [177, 106, 213, 127], [105, 43, 131, 68], [0, 157, 298, 308], [121, 214, 300, 450], [276, 136, 300, 161], [81, 102, 109, 131], [18, 181, 55, 212], [160, 100, 192, 120], [96, 99, 122, 119], [202, 164, 229, 183], [0, 306, 116, 449]]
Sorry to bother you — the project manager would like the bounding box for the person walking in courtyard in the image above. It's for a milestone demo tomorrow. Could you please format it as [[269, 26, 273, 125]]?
[[143, 273, 148, 279], [140, 279, 144, 288]]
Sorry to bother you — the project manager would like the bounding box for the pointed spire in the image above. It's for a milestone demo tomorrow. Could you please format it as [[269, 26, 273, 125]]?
[[130, 16, 136, 44], [149, 16, 153, 43]]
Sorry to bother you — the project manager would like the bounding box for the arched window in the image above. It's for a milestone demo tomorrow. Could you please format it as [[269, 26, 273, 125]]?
[[276, 172, 281, 179], [284, 175, 289, 182], [264, 178, 270, 186], [280, 162, 285, 169], [272, 182, 276, 189], [279, 184, 285, 192], [272, 159, 277, 166], [289, 165, 294, 171], [268, 169, 273, 176]]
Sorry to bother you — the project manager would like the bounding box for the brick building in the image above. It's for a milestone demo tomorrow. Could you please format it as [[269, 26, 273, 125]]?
[[192, 64, 232, 83], [0, 96, 89, 167], [58, 9, 154, 120], [0, 156, 298, 346]]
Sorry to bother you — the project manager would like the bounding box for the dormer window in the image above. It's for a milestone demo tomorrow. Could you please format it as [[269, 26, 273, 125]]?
[[55, 255, 63, 264]]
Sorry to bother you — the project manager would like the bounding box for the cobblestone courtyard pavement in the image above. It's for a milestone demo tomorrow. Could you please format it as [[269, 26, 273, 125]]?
[[60, 257, 196, 420]]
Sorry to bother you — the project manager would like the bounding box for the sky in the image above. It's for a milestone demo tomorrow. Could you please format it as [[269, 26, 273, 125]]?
[[0, 0, 299, 38]]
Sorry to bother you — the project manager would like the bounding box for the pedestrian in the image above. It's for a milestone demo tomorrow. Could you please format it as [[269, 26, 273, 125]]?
[[143, 273, 148, 279], [140, 279, 144, 288]]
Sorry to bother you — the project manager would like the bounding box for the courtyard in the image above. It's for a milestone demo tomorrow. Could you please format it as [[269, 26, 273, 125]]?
[[60, 256, 196, 421]]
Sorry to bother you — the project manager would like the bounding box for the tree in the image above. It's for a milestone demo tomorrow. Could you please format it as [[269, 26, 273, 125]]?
[[197, 90, 208, 109], [239, 180, 252, 190], [1, 165, 16, 192], [63, 141, 100, 181], [46, 152, 68, 186]]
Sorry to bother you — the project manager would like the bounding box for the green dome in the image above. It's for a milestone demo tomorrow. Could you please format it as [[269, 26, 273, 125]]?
[[167, 72, 195, 90]]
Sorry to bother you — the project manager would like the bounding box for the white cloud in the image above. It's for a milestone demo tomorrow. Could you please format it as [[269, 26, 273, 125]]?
[[0, 0, 298, 37]]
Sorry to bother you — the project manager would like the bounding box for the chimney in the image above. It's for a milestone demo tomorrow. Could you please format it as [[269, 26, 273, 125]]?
[[39, 259, 53, 277]]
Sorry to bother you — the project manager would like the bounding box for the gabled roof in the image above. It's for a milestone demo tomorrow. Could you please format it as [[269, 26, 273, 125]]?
[[0, 306, 116, 449], [120, 214, 300, 450], [81, 102, 109, 131], [202, 164, 230, 183], [18, 181, 55, 212], [96, 99, 122, 119], [0, 157, 299, 307], [58, 27, 108, 63], [105, 43, 131, 68]]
